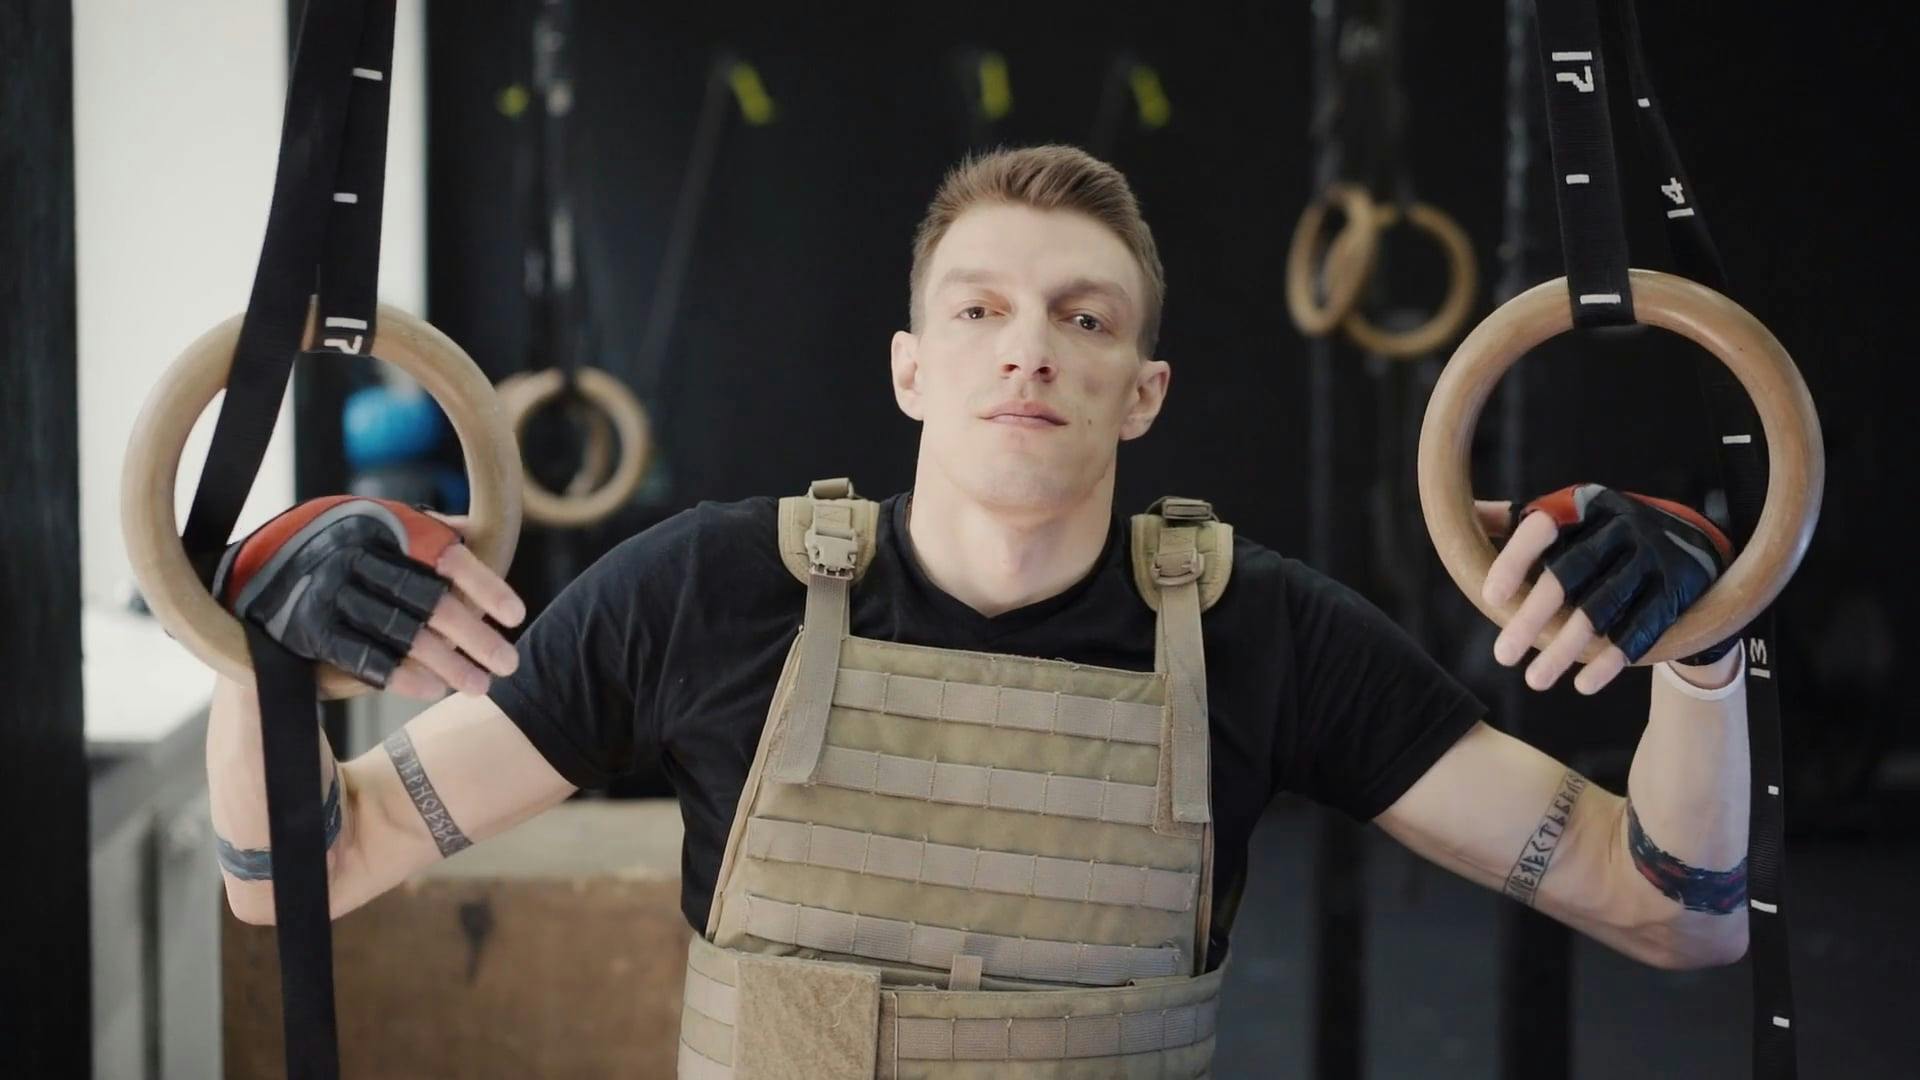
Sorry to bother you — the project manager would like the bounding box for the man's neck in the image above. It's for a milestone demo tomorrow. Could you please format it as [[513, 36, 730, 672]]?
[[904, 467, 1115, 618]]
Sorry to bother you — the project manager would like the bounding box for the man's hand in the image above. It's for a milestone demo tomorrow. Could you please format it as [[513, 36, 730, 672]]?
[[213, 496, 525, 699], [1474, 484, 1736, 695]]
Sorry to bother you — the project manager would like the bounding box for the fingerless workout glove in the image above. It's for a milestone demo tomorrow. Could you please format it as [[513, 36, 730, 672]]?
[[1512, 483, 1739, 666], [212, 496, 460, 688]]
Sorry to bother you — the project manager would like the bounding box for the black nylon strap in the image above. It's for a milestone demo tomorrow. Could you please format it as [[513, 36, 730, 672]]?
[[1610, 0, 1729, 289], [1531, 0, 1635, 328], [248, 624, 338, 1080], [632, 52, 740, 403], [1606, 4, 1798, 1075], [266, 6, 398, 1076], [172, 4, 399, 1079], [314, 2, 396, 356], [1531, 2, 1801, 1075], [178, 0, 366, 569]]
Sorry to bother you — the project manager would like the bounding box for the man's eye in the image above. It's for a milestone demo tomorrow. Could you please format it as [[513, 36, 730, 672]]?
[[1074, 313, 1104, 332], [960, 306, 989, 320]]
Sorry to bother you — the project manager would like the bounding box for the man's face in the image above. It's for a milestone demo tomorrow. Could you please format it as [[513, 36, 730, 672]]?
[[891, 203, 1170, 513]]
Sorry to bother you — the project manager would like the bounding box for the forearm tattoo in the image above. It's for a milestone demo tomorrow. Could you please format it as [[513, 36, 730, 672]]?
[[1625, 803, 1747, 914], [1503, 770, 1590, 907], [214, 773, 343, 881], [383, 727, 473, 858]]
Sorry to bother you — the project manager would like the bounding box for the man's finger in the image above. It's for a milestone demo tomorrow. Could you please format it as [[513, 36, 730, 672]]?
[[1572, 646, 1630, 696], [1483, 510, 1559, 608], [406, 625, 492, 696], [434, 543, 527, 627], [426, 591, 520, 677], [1493, 557, 1566, 666], [387, 657, 451, 701], [1475, 499, 1515, 540], [1526, 604, 1596, 692]]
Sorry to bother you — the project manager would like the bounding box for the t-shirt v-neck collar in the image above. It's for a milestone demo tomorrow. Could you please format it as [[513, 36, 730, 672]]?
[[880, 492, 1125, 642]]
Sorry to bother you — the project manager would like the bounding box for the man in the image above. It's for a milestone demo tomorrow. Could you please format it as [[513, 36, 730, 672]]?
[[208, 145, 1750, 1074]]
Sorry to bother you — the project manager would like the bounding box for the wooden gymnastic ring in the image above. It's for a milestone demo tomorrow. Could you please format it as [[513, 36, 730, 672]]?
[[497, 371, 621, 497], [497, 367, 651, 529], [1417, 269, 1823, 665], [1339, 201, 1479, 359], [121, 304, 522, 699], [1286, 183, 1382, 336]]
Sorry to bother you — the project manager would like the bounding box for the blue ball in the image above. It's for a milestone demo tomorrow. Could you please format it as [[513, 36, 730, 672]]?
[[342, 385, 447, 469]]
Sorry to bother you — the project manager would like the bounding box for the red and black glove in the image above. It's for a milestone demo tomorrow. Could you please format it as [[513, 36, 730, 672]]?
[[1510, 483, 1738, 666], [211, 496, 461, 689]]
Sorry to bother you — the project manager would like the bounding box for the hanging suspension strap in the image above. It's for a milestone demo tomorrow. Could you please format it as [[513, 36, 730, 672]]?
[[182, 4, 396, 1078], [122, 3, 519, 1077], [1530, 0, 1805, 1073], [1287, 0, 1476, 358], [496, 0, 652, 532]]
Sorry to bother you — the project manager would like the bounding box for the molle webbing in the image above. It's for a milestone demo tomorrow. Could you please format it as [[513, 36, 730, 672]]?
[[810, 744, 1160, 826], [741, 819, 1196, 912], [833, 669, 1166, 745], [716, 635, 1202, 984], [739, 894, 1185, 984]]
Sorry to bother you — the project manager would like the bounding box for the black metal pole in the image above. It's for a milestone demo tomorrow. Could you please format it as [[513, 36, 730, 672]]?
[[1307, 2, 1366, 1076], [1494, 2, 1573, 1076]]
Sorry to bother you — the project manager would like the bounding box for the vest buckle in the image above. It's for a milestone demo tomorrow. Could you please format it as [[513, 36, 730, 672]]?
[[1153, 548, 1205, 586], [805, 524, 859, 578], [1157, 497, 1215, 522]]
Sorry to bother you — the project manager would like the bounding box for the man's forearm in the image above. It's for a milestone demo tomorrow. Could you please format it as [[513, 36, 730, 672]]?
[[1617, 648, 1751, 965], [206, 676, 346, 920]]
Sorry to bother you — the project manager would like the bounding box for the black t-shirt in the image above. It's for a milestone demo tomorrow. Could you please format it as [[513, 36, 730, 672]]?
[[489, 493, 1485, 967]]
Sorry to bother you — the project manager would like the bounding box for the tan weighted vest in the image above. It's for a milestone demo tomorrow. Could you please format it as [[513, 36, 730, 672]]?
[[680, 478, 1234, 1079]]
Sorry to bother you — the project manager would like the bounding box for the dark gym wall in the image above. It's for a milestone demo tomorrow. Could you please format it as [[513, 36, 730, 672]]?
[[1, 2, 91, 1074], [424, 2, 1502, 639], [427, 4, 1335, 556], [424, 3, 1910, 817]]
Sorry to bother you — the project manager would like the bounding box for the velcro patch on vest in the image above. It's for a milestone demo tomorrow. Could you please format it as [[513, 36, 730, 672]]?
[[890, 997, 1220, 1061], [735, 953, 880, 1079]]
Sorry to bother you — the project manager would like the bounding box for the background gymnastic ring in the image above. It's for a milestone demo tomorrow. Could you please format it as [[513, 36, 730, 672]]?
[[1339, 201, 1479, 359], [496, 371, 621, 496], [496, 366, 652, 529], [1286, 183, 1382, 336], [1417, 268, 1824, 665], [122, 303, 523, 699]]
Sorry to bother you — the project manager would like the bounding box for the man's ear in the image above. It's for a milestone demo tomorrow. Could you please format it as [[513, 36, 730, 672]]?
[[1119, 358, 1172, 441], [891, 329, 925, 421]]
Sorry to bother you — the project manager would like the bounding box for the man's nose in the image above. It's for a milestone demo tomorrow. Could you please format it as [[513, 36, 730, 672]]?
[[997, 311, 1056, 381]]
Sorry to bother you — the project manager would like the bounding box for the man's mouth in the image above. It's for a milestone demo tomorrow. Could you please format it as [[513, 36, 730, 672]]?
[[984, 402, 1068, 427]]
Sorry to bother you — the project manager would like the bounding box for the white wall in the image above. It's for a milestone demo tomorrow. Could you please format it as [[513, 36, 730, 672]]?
[[75, 0, 427, 610]]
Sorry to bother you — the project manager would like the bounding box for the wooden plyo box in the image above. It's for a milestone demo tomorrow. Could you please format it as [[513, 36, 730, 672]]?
[[224, 799, 690, 1078]]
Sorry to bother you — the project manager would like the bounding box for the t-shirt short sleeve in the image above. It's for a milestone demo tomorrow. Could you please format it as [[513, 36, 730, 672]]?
[[486, 512, 696, 790], [1276, 557, 1486, 821]]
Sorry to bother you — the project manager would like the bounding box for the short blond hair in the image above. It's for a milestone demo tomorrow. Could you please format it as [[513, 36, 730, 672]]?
[[910, 145, 1166, 356]]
